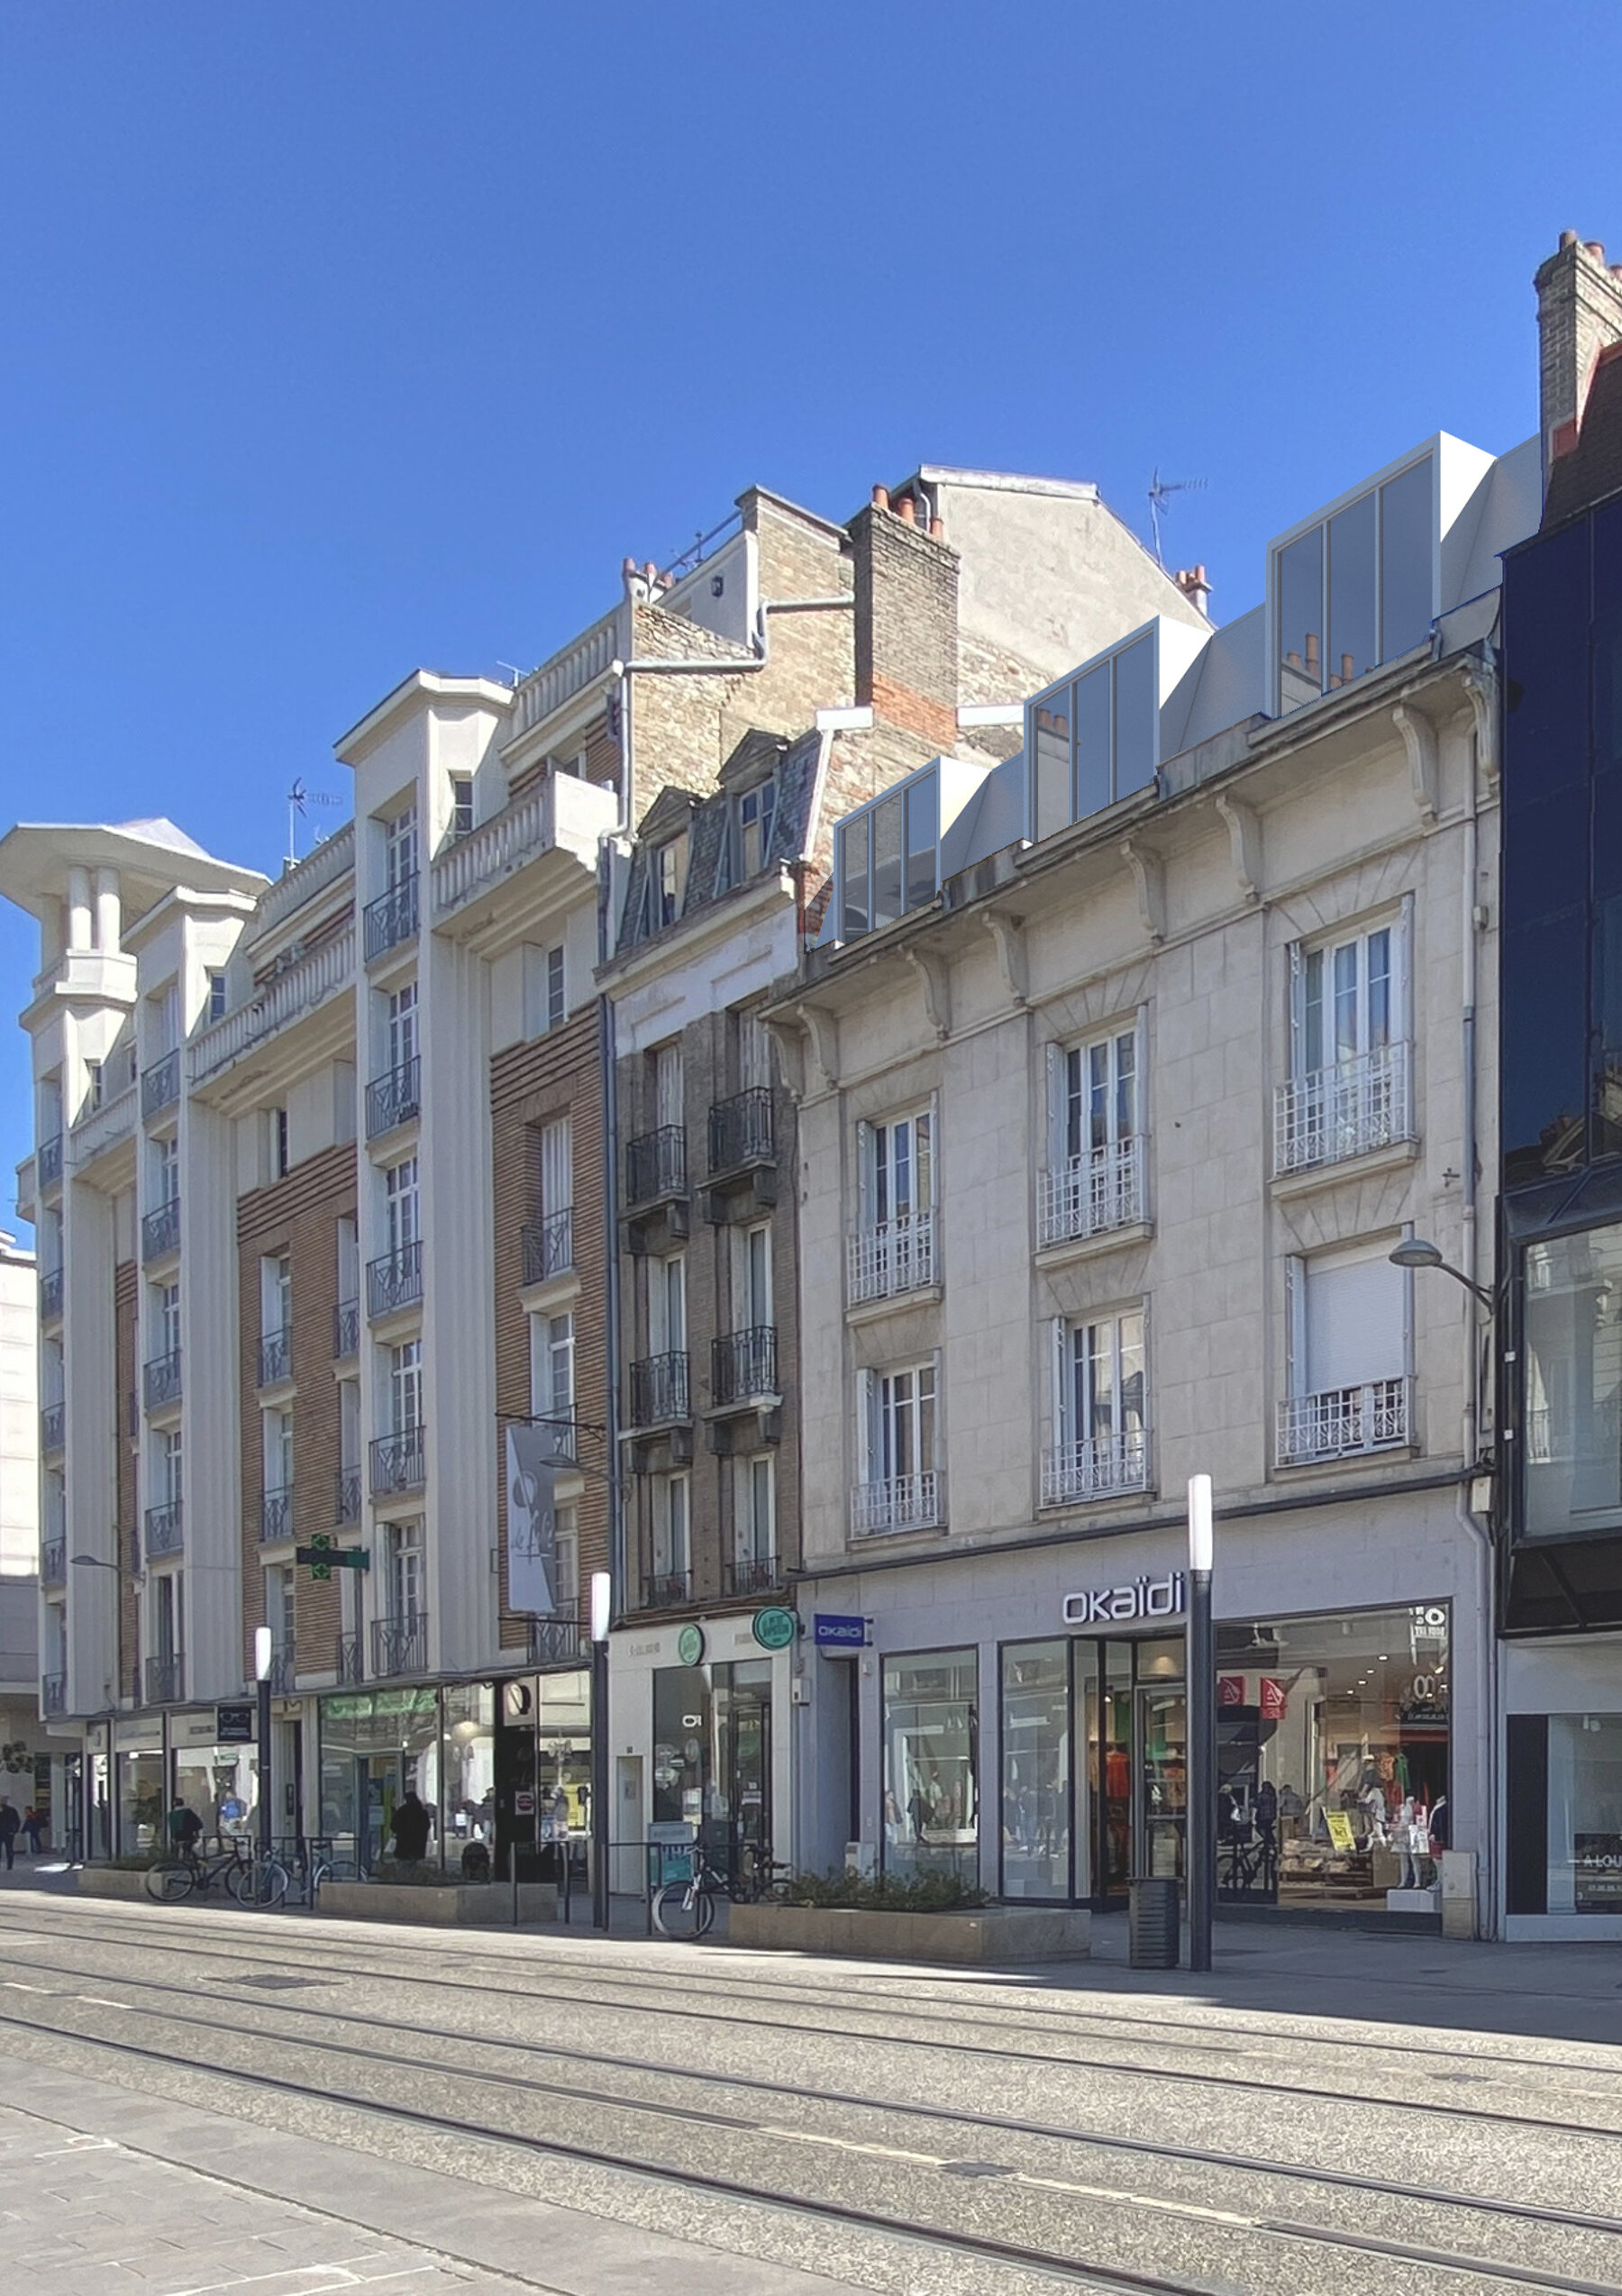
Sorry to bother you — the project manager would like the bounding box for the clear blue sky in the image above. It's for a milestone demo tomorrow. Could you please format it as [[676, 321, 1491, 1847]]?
[[3, 2, 1618, 1216]]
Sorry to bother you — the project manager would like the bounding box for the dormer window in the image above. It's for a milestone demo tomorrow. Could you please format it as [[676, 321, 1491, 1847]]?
[[837, 770, 938, 941], [736, 779, 777, 878], [655, 834, 688, 928], [1029, 631, 1157, 841], [1275, 454, 1433, 715]]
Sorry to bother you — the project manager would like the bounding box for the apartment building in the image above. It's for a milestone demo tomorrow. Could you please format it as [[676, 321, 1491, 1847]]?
[[0, 1232, 44, 1835], [770, 426, 1539, 1934]]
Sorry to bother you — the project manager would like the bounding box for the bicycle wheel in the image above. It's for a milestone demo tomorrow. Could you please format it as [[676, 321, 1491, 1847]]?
[[652, 1880, 713, 1940], [145, 1861, 194, 1903], [234, 1859, 288, 1910]]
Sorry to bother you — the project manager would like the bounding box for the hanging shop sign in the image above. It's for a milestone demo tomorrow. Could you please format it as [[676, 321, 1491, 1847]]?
[[676, 1624, 706, 1667], [752, 1607, 798, 1651], [1062, 1572, 1186, 1627], [214, 1705, 255, 1745]]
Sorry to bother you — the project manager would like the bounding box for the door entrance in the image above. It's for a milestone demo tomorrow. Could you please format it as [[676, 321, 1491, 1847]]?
[[1079, 1636, 1187, 1906], [1134, 1682, 1188, 1880]]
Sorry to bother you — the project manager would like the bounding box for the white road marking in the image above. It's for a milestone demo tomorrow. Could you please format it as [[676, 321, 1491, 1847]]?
[[76, 1994, 132, 2009], [3, 1982, 57, 1994]]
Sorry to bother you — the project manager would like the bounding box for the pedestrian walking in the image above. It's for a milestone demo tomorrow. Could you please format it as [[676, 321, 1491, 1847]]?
[[0, 1799, 18, 1872], [166, 1797, 203, 1858], [22, 1808, 45, 1855], [389, 1789, 431, 1864]]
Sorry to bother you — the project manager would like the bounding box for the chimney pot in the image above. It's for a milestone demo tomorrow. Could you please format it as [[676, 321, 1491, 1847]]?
[[871, 485, 889, 511], [928, 515, 945, 541], [1562, 230, 1581, 249], [1590, 242, 1608, 262], [643, 561, 658, 586], [897, 496, 916, 524], [622, 556, 637, 577]]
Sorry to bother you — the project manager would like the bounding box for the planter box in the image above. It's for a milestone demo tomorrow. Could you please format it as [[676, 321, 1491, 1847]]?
[[76, 1867, 156, 1901], [728, 1901, 1090, 1964], [319, 1879, 558, 1927]]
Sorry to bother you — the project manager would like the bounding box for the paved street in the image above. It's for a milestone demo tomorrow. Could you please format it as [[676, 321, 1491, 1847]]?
[[3, 1887, 1622, 2292]]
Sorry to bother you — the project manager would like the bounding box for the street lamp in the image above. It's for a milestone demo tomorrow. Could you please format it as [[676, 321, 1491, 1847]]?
[[1186, 1475, 1216, 1974], [254, 1625, 274, 1862], [1389, 1236, 1494, 1309], [589, 1570, 611, 1933]]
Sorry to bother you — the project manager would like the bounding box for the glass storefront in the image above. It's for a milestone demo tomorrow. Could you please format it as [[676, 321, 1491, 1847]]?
[[1546, 1714, 1622, 1913], [117, 1749, 163, 1854], [319, 1687, 440, 1869], [882, 1647, 978, 1880], [651, 1659, 773, 1856], [1000, 1641, 1070, 1898]]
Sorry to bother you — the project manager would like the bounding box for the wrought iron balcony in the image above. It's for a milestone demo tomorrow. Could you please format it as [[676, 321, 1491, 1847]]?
[[40, 1402, 65, 1453], [335, 1465, 361, 1526], [1273, 1042, 1413, 1177], [363, 872, 419, 961], [41, 1672, 66, 1718], [259, 1325, 292, 1387], [1041, 1428, 1150, 1508], [333, 1298, 360, 1358], [847, 1211, 935, 1306], [37, 1133, 63, 1189], [143, 1348, 183, 1411], [141, 1047, 180, 1120], [640, 1569, 692, 1609], [267, 1639, 296, 1694], [708, 1087, 774, 1176], [1037, 1136, 1144, 1249], [626, 1125, 687, 1207], [144, 1500, 184, 1557], [723, 1555, 783, 1598], [335, 1631, 363, 1685], [145, 1652, 185, 1704], [367, 1239, 423, 1317], [1276, 1378, 1410, 1465], [366, 1058, 421, 1140], [711, 1325, 778, 1408], [141, 1196, 181, 1262], [527, 1604, 588, 1669], [41, 1537, 65, 1588], [369, 1426, 426, 1496], [40, 1267, 63, 1323], [522, 1207, 573, 1285], [851, 1471, 941, 1536], [371, 1610, 429, 1677], [629, 1351, 689, 1428], [260, 1485, 295, 1544]]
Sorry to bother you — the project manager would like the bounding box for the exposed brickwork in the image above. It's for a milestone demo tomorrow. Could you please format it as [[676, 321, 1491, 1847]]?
[[850, 504, 960, 754], [114, 1261, 139, 1699], [1536, 233, 1622, 484]]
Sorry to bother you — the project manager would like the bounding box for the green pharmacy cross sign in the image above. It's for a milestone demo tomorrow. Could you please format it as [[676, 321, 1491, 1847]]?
[[296, 1533, 370, 1582]]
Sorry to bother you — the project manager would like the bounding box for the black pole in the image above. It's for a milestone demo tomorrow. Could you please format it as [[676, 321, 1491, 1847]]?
[[258, 1676, 273, 1863], [1186, 1474, 1215, 1973], [590, 1632, 610, 1930]]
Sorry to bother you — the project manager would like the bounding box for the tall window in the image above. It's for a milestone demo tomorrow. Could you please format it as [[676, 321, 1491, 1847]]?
[[268, 1564, 296, 1652], [86, 1058, 104, 1112], [539, 1117, 571, 1219], [652, 1474, 690, 1581], [863, 1363, 937, 1488], [1276, 455, 1434, 715], [1278, 920, 1410, 1175], [269, 1107, 290, 1179], [652, 1042, 683, 1132], [1050, 1309, 1146, 1499], [861, 1108, 933, 1230], [336, 1215, 360, 1307], [154, 1135, 179, 1204], [553, 1503, 579, 1613], [386, 983, 417, 1074], [531, 1310, 574, 1435], [156, 1280, 181, 1362], [387, 1520, 424, 1619], [264, 1407, 294, 1495], [651, 1253, 687, 1355], [261, 1253, 290, 1340], [1042, 1027, 1143, 1244], [1523, 1219, 1622, 1537], [736, 779, 777, 877], [385, 802, 418, 888], [546, 944, 565, 1030], [838, 770, 938, 940], [882, 1648, 978, 1879], [449, 774, 474, 839], [159, 1426, 183, 1503], [390, 1339, 423, 1433], [654, 836, 688, 927], [734, 1453, 775, 1563], [737, 1006, 771, 1094], [1030, 632, 1157, 839], [155, 1570, 183, 1663], [734, 1223, 771, 1330], [207, 970, 227, 1023], [385, 1156, 419, 1254], [1280, 1244, 1408, 1462], [1292, 923, 1397, 1078]]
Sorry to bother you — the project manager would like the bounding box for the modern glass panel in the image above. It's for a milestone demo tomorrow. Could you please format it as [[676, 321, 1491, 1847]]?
[[1032, 685, 1071, 842], [838, 817, 869, 939], [1277, 526, 1325, 713], [1327, 488, 1378, 690], [1503, 519, 1590, 805], [1523, 1220, 1622, 1538], [1000, 1640, 1070, 1899], [882, 1647, 978, 1880], [905, 774, 939, 913], [1112, 636, 1157, 798], [1500, 915, 1590, 1184], [870, 793, 904, 929], [441, 1683, 496, 1863], [1071, 660, 1112, 818], [1545, 1714, 1622, 1914], [1378, 457, 1433, 662]]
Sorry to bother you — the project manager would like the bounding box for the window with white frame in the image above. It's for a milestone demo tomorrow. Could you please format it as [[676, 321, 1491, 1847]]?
[[1275, 454, 1434, 716], [154, 1569, 182, 1663], [737, 1005, 772, 1095], [385, 983, 417, 1075], [1040, 1025, 1144, 1245], [263, 1408, 294, 1499], [267, 1564, 296, 1655], [159, 1425, 183, 1503], [390, 1338, 423, 1433], [1029, 632, 1157, 840], [735, 779, 778, 879], [336, 1215, 360, 1307], [154, 981, 181, 1055], [385, 802, 418, 889], [733, 1222, 771, 1332], [207, 969, 227, 1023], [850, 1106, 936, 1301], [449, 774, 473, 840], [552, 1503, 579, 1614], [837, 770, 938, 941], [1276, 916, 1411, 1174], [855, 1362, 940, 1534], [530, 1115, 572, 1278], [1280, 1242, 1409, 1463], [734, 1453, 776, 1577], [384, 1156, 419, 1255], [650, 1252, 687, 1355], [546, 943, 565, 1030], [654, 835, 688, 928], [529, 1310, 575, 1459], [261, 1252, 290, 1341], [652, 1041, 683, 1132], [86, 1057, 104, 1112], [651, 1473, 690, 1594], [154, 1134, 179, 1204], [1045, 1308, 1147, 1504], [387, 1519, 424, 1620], [156, 1280, 181, 1363], [269, 1106, 290, 1180]]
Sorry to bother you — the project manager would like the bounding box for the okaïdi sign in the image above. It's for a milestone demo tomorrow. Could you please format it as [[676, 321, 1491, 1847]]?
[[1062, 1571, 1187, 1627]]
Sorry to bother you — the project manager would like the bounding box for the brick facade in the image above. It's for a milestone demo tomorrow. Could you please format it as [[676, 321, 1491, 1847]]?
[[850, 502, 960, 753]]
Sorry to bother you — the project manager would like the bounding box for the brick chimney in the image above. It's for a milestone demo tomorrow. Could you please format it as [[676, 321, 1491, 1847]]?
[[1174, 564, 1211, 617], [847, 491, 960, 752], [1535, 231, 1622, 488]]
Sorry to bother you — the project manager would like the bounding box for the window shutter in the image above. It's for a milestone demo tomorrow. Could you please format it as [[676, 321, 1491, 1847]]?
[[858, 1367, 877, 1482], [1051, 1317, 1071, 1448], [856, 1121, 876, 1228], [1398, 891, 1415, 1043], [925, 1092, 940, 1209], [1285, 1255, 1306, 1400], [929, 1348, 943, 1471], [1305, 1250, 1405, 1391], [1287, 943, 1305, 1083], [1044, 1043, 1066, 1172]]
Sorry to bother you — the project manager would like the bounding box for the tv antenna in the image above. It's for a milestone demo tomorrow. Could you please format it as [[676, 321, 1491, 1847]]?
[[286, 778, 344, 870], [1148, 469, 1207, 566]]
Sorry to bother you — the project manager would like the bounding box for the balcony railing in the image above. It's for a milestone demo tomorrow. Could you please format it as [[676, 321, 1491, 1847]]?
[[335, 1631, 363, 1685], [640, 1569, 693, 1608], [522, 1208, 573, 1286], [847, 1211, 936, 1306], [511, 604, 623, 738], [1273, 1042, 1413, 1177], [37, 1133, 62, 1189], [708, 1087, 774, 1175], [724, 1555, 783, 1598], [144, 1499, 184, 1557], [141, 1197, 181, 1262], [626, 1125, 687, 1207], [40, 1268, 63, 1323], [366, 1058, 421, 1140], [1276, 1378, 1410, 1465], [72, 1080, 138, 1165], [1037, 1136, 1144, 1248], [259, 1325, 293, 1386], [260, 1486, 295, 1544], [629, 1352, 689, 1427], [145, 1653, 185, 1705], [190, 929, 355, 1086], [335, 1465, 361, 1526], [852, 1471, 941, 1536], [41, 1671, 66, 1718], [363, 872, 419, 961], [267, 1639, 296, 1694], [370, 1426, 426, 1496], [41, 1403, 65, 1453], [41, 1537, 66, 1588], [143, 1348, 183, 1411], [141, 1047, 181, 1121], [371, 1611, 429, 1678], [367, 1239, 423, 1318], [527, 1605, 588, 1669], [333, 1298, 360, 1358], [711, 1326, 778, 1407], [1041, 1428, 1150, 1507]]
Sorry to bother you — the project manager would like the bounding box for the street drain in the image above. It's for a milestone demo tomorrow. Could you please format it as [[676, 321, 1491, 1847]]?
[[239, 1975, 331, 1990], [940, 2161, 1013, 2179]]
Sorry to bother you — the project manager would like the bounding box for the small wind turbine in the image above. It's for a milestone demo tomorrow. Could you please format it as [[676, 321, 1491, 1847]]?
[[1148, 469, 1207, 566], [286, 778, 344, 870]]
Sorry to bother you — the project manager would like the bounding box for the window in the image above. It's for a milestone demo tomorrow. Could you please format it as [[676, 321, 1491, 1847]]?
[[268, 1564, 296, 1653], [1278, 920, 1410, 1173], [336, 1216, 359, 1305], [264, 1407, 294, 1495], [552, 1503, 579, 1614], [1276, 455, 1434, 715], [734, 1223, 771, 1331], [652, 1042, 683, 1132], [1292, 923, 1398, 1077], [1047, 1309, 1147, 1502], [1280, 1244, 1408, 1462], [1041, 1027, 1144, 1244], [156, 1280, 181, 1362], [387, 1520, 424, 1621], [838, 771, 938, 940], [86, 1058, 104, 1112], [269, 1107, 290, 1180], [850, 1106, 936, 1300], [1029, 633, 1157, 841], [155, 1135, 179, 1205], [386, 983, 417, 1073], [340, 1380, 360, 1477], [1001, 1642, 1071, 1900], [652, 1474, 690, 1582], [654, 835, 688, 928], [207, 970, 227, 1023], [737, 1006, 772, 1095], [262, 1253, 290, 1339], [155, 1568, 182, 1662], [651, 1253, 687, 1355], [736, 779, 778, 878], [857, 1362, 939, 1533], [547, 944, 565, 1030], [533, 1310, 574, 1427], [449, 775, 474, 840], [385, 803, 418, 889], [539, 1117, 571, 1218], [1523, 1219, 1622, 1538], [390, 1339, 423, 1433], [882, 1649, 978, 1879], [385, 1156, 419, 1254], [734, 1453, 775, 1563], [154, 981, 180, 1055], [159, 1426, 183, 1503]]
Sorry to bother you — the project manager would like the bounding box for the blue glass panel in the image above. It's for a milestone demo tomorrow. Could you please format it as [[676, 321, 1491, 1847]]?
[[1504, 521, 1590, 806], [1379, 459, 1433, 662], [1071, 662, 1111, 819], [1502, 914, 1590, 1185], [1112, 638, 1157, 797]]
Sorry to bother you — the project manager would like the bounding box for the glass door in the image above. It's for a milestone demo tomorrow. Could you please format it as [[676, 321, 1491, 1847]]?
[[1082, 1641, 1134, 1904], [1135, 1683, 1188, 1880]]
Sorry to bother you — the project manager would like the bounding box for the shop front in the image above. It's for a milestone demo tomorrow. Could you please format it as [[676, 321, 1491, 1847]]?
[[1503, 1630, 1622, 1940]]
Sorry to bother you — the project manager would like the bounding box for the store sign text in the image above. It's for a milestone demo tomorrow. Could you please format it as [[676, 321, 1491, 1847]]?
[[1062, 1572, 1187, 1626]]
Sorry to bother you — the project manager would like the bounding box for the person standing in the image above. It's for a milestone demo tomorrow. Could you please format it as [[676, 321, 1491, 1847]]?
[[0, 1799, 19, 1871], [166, 1797, 203, 1861], [22, 1808, 45, 1855], [389, 1788, 432, 1864]]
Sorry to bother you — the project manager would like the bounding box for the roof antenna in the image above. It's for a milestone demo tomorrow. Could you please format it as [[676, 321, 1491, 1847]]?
[[287, 777, 343, 871], [1148, 469, 1207, 566]]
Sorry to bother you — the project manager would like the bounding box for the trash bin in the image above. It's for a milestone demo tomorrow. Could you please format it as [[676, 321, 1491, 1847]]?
[[1129, 1875, 1180, 1969]]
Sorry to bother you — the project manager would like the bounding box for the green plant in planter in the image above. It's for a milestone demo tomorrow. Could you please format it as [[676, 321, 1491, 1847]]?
[[777, 1869, 992, 1911]]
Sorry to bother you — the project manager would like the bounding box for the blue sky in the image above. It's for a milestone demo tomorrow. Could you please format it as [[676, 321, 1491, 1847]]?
[[2, 2, 1619, 1214]]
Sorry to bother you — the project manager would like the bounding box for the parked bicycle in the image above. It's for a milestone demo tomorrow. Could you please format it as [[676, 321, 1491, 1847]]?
[[144, 1836, 253, 1904], [652, 1842, 788, 1940]]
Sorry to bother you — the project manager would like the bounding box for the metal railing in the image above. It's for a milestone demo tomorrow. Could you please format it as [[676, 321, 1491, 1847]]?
[[41, 1672, 66, 1718], [141, 1197, 181, 1262], [367, 1238, 423, 1317], [72, 1080, 137, 1164], [626, 1125, 687, 1206], [724, 1555, 783, 1597], [522, 1207, 573, 1285], [708, 1087, 774, 1175], [144, 1499, 184, 1557], [847, 1210, 935, 1305], [37, 1133, 62, 1189], [267, 1639, 296, 1694], [248, 818, 355, 944], [333, 1298, 360, 1357], [335, 1631, 363, 1685], [40, 1267, 63, 1322], [629, 1351, 689, 1426], [41, 1403, 65, 1453], [190, 930, 354, 1086], [370, 1611, 429, 1678], [1041, 1428, 1150, 1507], [141, 1047, 180, 1120], [143, 1348, 183, 1411], [852, 1471, 940, 1536], [366, 1058, 420, 1139], [335, 1465, 361, 1526], [145, 1652, 185, 1704], [512, 605, 623, 737], [639, 1569, 693, 1608], [1276, 1378, 1410, 1464], [363, 873, 418, 961], [260, 1486, 295, 1544], [712, 1325, 778, 1406], [1272, 1042, 1413, 1176], [41, 1537, 65, 1587], [527, 1605, 588, 1669], [259, 1325, 292, 1386], [369, 1426, 426, 1496], [1037, 1136, 1144, 1248]]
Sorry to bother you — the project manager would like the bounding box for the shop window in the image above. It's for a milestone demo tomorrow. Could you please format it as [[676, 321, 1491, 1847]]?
[[881, 1647, 978, 1880], [1545, 1715, 1622, 1914], [1000, 1641, 1071, 1900], [1523, 1218, 1622, 1538]]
